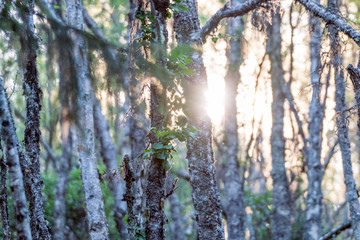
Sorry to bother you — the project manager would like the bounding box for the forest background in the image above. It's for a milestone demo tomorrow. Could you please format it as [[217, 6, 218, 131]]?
[[1, 0, 360, 239]]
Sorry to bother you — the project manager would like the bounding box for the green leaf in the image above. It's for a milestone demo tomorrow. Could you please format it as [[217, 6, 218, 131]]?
[[212, 37, 218, 43], [124, 214, 128, 224], [153, 142, 164, 149], [182, 68, 195, 75], [183, 57, 191, 64], [179, 6, 189, 12], [162, 161, 171, 171]]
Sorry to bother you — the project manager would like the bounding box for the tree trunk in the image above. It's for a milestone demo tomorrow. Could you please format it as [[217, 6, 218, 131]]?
[[93, 98, 128, 239], [266, 9, 292, 240], [304, 6, 324, 240], [0, 78, 32, 240], [329, 0, 360, 237], [19, 1, 51, 238], [165, 173, 186, 240], [222, 0, 246, 239], [65, 0, 109, 239], [173, 1, 225, 239], [0, 141, 10, 240]]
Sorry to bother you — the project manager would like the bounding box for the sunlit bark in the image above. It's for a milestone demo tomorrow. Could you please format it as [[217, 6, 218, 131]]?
[[266, 8, 292, 240], [65, 0, 109, 239], [304, 4, 324, 239], [222, 0, 246, 239], [0, 78, 32, 240]]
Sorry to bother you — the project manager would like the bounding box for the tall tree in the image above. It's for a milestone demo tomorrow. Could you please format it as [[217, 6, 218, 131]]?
[[266, 8, 292, 240], [18, 0, 51, 238], [0, 78, 32, 240], [0, 140, 10, 240], [222, 0, 246, 239], [64, 0, 109, 239], [304, 4, 324, 239], [173, 2, 225, 239], [329, 0, 360, 237]]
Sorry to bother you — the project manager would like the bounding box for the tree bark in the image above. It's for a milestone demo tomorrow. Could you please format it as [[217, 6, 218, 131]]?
[[93, 98, 128, 239], [266, 9, 292, 240], [0, 78, 32, 240], [0, 141, 10, 240], [329, 0, 360, 237], [65, 0, 109, 239], [304, 6, 324, 240], [18, 1, 51, 238], [222, 0, 246, 239], [173, 2, 225, 239]]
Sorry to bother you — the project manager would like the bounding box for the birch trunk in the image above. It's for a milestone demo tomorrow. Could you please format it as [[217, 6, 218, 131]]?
[[93, 98, 128, 239], [65, 0, 109, 239], [266, 9, 292, 240], [19, 1, 50, 238], [0, 141, 10, 240], [329, 0, 360, 237], [0, 78, 32, 240], [222, 0, 246, 239], [173, 1, 225, 239], [304, 6, 324, 240]]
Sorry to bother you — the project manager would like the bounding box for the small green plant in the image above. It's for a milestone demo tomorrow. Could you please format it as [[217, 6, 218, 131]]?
[[143, 124, 197, 170], [135, 8, 156, 41]]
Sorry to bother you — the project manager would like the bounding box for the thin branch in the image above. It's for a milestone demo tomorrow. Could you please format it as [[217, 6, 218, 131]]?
[[295, 0, 360, 46], [319, 220, 351, 240], [200, 0, 268, 42], [322, 139, 339, 176]]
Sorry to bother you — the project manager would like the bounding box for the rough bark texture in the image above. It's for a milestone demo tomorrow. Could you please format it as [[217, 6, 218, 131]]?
[[165, 173, 186, 240], [266, 9, 292, 240], [145, 84, 167, 240], [123, 154, 143, 240], [304, 6, 323, 240], [347, 64, 360, 131], [329, 0, 360, 237], [65, 0, 109, 239], [19, 1, 51, 239], [200, 0, 267, 41], [222, 0, 246, 239], [296, 0, 360, 46], [0, 141, 10, 240], [0, 78, 32, 240], [93, 98, 128, 238], [173, 1, 225, 239], [144, 1, 170, 239]]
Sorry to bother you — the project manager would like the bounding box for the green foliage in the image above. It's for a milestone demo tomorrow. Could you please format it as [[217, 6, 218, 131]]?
[[144, 125, 198, 171], [245, 190, 273, 240], [135, 8, 156, 42], [167, 0, 189, 18]]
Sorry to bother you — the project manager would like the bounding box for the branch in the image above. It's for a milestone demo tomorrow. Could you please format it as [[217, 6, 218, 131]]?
[[319, 220, 351, 240], [322, 139, 338, 176], [200, 0, 268, 42], [295, 0, 360, 46]]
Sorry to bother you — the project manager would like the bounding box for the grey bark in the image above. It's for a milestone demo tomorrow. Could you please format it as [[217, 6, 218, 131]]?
[[19, 1, 51, 239], [173, 2, 225, 239], [0, 141, 10, 240], [265, 9, 292, 240], [329, 0, 360, 238], [319, 220, 351, 240], [144, 1, 170, 239], [65, 0, 109, 239], [93, 98, 128, 239], [0, 78, 32, 240], [222, 0, 246, 239], [165, 173, 186, 240], [296, 0, 360, 47], [123, 154, 143, 240], [304, 6, 324, 240], [145, 84, 168, 240]]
